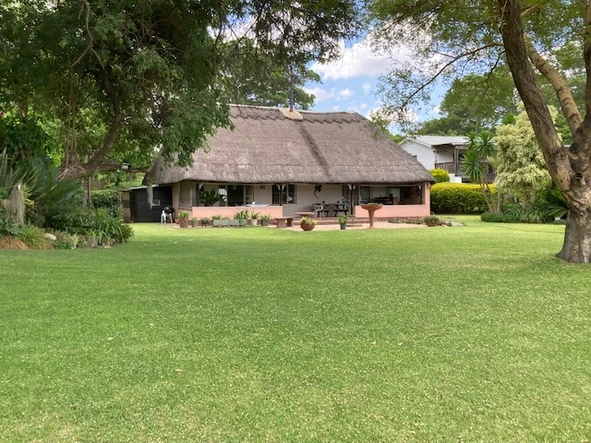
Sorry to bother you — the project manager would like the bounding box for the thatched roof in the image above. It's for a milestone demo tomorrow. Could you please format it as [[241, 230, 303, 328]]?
[[149, 105, 434, 185]]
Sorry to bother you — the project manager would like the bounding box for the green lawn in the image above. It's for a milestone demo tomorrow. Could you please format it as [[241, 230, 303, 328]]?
[[1, 219, 591, 442]]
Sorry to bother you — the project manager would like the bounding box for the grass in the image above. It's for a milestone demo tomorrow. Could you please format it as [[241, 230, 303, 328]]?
[[1, 218, 591, 441]]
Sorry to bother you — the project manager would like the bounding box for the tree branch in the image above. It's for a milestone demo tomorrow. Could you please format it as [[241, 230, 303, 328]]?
[[82, 67, 123, 176], [524, 35, 583, 135], [397, 43, 504, 111]]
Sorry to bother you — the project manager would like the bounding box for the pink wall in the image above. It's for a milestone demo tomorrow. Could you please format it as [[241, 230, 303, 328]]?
[[190, 206, 284, 219]]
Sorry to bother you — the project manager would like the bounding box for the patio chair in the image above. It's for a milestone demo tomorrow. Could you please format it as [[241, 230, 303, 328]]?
[[314, 204, 324, 218]]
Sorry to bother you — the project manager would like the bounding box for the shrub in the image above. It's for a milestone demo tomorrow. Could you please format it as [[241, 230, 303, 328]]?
[[17, 224, 53, 249], [481, 212, 521, 223], [431, 183, 497, 214], [91, 189, 122, 217], [0, 236, 28, 250], [54, 232, 80, 249], [429, 168, 450, 183]]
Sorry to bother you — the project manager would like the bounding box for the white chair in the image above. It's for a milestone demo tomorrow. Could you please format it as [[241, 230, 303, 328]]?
[[314, 204, 324, 218]]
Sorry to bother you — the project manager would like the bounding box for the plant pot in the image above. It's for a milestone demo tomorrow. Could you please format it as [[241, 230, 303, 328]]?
[[191, 218, 198, 228], [261, 219, 269, 226], [179, 218, 189, 228], [238, 219, 247, 226], [301, 223, 315, 231], [340, 222, 347, 230], [250, 219, 258, 226]]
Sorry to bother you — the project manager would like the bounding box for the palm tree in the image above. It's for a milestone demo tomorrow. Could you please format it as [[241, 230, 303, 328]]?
[[461, 131, 499, 213]]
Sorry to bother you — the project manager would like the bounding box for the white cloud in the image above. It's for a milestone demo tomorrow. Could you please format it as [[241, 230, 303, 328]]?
[[337, 89, 354, 101], [311, 37, 411, 80], [362, 82, 372, 94], [303, 87, 335, 103]]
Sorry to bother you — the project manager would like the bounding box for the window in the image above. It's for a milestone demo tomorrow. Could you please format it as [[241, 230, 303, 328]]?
[[179, 181, 192, 206], [272, 184, 297, 205]]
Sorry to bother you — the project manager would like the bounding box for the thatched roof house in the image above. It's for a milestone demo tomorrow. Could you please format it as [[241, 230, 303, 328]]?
[[150, 105, 433, 185], [146, 105, 434, 220]]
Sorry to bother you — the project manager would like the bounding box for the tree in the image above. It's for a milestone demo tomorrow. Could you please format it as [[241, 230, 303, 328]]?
[[220, 39, 320, 110], [415, 69, 519, 135], [368, 0, 591, 262], [0, 1, 361, 179], [495, 108, 552, 211], [461, 132, 499, 213]]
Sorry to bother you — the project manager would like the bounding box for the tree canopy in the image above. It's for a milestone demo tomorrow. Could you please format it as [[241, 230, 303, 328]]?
[[369, 0, 591, 262], [495, 108, 552, 210], [0, 0, 361, 178]]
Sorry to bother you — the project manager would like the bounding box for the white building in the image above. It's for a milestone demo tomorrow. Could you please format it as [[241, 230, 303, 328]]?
[[400, 135, 468, 182]]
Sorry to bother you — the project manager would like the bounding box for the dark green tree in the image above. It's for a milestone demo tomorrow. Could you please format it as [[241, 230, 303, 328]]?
[[0, 0, 361, 179]]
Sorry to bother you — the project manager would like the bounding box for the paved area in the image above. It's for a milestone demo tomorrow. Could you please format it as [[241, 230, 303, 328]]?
[[282, 221, 427, 231]]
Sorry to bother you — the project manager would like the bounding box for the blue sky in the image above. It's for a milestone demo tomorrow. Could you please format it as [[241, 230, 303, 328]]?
[[303, 37, 445, 133]]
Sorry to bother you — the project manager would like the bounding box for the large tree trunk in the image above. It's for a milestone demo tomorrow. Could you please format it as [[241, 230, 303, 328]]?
[[558, 209, 591, 263], [498, 0, 591, 263]]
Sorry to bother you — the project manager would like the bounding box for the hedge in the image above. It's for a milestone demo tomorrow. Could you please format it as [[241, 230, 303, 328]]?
[[429, 168, 450, 183], [91, 189, 121, 217], [431, 182, 497, 214]]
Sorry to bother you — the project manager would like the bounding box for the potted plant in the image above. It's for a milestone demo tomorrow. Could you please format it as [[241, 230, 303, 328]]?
[[191, 217, 199, 228], [300, 216, 316, 231], [260, 214, 270, 226], [234, 209, 249, 226], [200, 217, 209, 227], [337, 214, 350, 230], [250, 211, 259, 226], [177, 211, 190, 228], [212, 215, 223, 227], [423, 215, 440, 227]]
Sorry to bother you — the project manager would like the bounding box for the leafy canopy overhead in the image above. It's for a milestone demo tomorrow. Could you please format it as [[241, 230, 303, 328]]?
[[0, 0, 362, 178]]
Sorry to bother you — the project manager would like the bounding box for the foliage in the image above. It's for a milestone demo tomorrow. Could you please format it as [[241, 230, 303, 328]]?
[[337, 215, 351, 224], [234, 209, 249, 220], [199, 188, 224, 207], [539, 185, 569, 220], [59, 209, 133, 246], [26, 168, 85, 229], [422, 215, 440, 225], [177, 212, 189, 220], [1, 1, 361, 178], [481, 206, 552, 224], [91, 189, 121, 217], [414, 69, 519, 135], [250, 212, 259, 220], [16, 224, 53, 250], [54, 232, 80, 250], [429, 168, 450, 183], [495, 108, 552, 211], [0, 113, 56, 165], [300, 216, 316, 225], [461, 131, 499, 213], [367, 0, 591, 262], [431, 183, 497, 214]]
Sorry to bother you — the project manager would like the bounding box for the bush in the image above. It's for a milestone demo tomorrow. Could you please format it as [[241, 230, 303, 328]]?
[[431, 183, 497, 214], [91, 189, 122, 217], [481, 212, 521, 223], [17, 224, 53, 249], [429, 168, 450, 183], [54, 232, 80, 249]]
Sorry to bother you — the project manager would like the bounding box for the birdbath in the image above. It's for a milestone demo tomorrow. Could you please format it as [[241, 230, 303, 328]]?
[[361, 203, 383, 228]]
